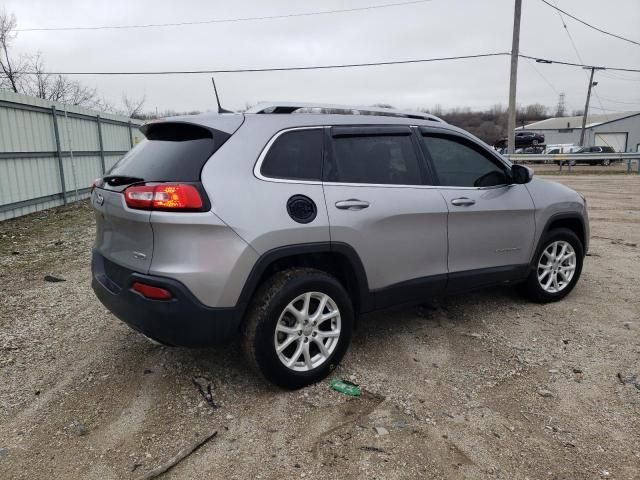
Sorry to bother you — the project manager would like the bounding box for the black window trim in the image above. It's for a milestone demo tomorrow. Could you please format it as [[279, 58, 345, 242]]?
[[323, 124, 434, 187], [418, 126, 513, 189], [254, 124, 513, 190], [254, 126, 326, 185]]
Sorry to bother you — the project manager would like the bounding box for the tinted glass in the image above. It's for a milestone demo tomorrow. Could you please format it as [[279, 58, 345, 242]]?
[[327, 135, 423, 185], [108, 123, 222, 182], [261, 129, 323, 181], [422, 135, 508, 187]]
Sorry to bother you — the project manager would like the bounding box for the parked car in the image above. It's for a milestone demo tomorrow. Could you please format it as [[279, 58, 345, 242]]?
[[545, 144, 580, 154], [90, 103, 589, 389], [495, 131, 545, 149], [557, 146, 617, 166]]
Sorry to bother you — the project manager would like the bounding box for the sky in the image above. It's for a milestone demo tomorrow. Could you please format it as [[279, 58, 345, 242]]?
[[4, 0, 640, 115]]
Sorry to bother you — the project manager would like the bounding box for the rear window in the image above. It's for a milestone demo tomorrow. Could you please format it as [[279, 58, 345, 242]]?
[[107, 123, 229, 182], [260, 129, 323, 181]]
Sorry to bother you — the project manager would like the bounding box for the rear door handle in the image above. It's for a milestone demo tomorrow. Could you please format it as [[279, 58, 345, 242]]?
[[335, 199, 370, 210], [451, 197, 476, 207]]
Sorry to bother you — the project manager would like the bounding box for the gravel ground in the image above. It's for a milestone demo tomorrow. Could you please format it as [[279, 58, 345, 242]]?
[[1, 174, 639, 480]]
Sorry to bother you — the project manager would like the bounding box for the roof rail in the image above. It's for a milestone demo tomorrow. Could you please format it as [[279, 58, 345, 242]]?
[[246, 102, 444, 123]]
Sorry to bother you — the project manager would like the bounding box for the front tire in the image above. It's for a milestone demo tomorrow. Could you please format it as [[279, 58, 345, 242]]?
[[522, 228, 584, 303], [242, 268, 354, 389]]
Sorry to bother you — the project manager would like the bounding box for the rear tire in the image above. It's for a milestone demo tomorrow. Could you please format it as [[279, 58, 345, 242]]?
[[522, 228, 584, 303], [242, 268, 354, 389], [601, 159, 611, 166]]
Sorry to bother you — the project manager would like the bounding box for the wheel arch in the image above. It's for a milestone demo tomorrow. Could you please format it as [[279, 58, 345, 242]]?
[[235, 242, 372, 322], [532, 213, 587, 265]]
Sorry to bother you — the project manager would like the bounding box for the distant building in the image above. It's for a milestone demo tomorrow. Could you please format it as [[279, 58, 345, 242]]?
[[517, 111, 640, 152]]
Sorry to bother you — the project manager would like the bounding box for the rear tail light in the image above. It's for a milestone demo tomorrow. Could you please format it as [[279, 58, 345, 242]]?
[[124, 184, 204, 211], [132, 282, 173, 300]]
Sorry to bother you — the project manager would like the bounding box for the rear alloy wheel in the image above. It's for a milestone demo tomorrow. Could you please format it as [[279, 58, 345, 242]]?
[[242, 268, 353, 389], [522, 228, 584, 302], [601, 159, 611, 166], [274, 292, 342, 372]]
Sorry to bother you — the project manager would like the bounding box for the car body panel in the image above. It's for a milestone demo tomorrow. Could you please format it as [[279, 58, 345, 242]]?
[[323, 183, 449, 290], [148, 210, 258, 308], [91, 187, 154, 273], [439, 184, 536, 272], [525, 176, 589, 255]]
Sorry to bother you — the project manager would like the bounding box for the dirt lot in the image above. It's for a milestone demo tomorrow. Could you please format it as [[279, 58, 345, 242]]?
[[1, 174, 639, 480]]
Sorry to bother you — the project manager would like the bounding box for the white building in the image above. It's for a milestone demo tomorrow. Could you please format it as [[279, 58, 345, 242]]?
[[517, 111, 640, 152]]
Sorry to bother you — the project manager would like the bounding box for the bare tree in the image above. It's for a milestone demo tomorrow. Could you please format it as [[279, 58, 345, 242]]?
[[0, 9, 24, 93], [522, 103, 548, 120], [122, 94, 146, 119], [21, 53, 104, 108], [1, 10, 107, 109]]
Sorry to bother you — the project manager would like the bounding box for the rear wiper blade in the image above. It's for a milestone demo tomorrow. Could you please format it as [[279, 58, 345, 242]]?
[[102, 175, 144, 187]]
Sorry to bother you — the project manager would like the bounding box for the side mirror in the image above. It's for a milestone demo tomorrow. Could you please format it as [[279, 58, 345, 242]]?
[[511, 164, 534, 184]]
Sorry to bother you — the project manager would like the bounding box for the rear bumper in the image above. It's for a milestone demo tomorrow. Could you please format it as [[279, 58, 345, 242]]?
[[91, 250, 241, 347]]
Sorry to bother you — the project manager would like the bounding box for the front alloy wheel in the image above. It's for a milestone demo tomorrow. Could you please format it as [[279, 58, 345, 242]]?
[[537, 241, 576, 293], [522, 228, 584, 303]]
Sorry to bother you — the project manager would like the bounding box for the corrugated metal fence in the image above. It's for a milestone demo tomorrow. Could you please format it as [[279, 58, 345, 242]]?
[[0, 90, 144, 221]]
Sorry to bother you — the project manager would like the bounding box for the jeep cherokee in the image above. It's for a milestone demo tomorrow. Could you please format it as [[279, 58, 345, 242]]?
[[91, 102, 589, 389]]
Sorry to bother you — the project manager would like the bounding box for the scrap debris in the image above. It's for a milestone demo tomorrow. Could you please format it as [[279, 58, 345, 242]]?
[[330, 379, 362, 397], [136, 430, 218, 480], [44, 275, 66, 283], [192, 376, 218, 408], [617, 372, 640, 390]]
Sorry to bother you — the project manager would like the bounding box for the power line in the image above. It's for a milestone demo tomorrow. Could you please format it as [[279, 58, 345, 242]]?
[[518, 55, 640, 73], [16, 0, 431, 32], [545, 2, 614, 141], [589, 105, 639, 113], [540, 0, 640, 47], [526, 61, 560, 95], [9, 52, 510, 75], [595, 95, 640, 106], [3, 52, 638, 77], [600, 71, 640, 82], [523, 61, 579, 111]]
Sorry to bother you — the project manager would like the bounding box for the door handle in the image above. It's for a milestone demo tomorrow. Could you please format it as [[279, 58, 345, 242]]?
[[335, 199, 370, 210], [451, 197, 476, 207]]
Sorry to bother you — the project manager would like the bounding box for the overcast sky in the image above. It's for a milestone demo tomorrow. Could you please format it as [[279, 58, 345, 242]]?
[[4, 0, 640, 115]]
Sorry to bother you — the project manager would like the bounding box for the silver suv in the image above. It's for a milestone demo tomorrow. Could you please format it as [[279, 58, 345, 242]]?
[[91, 103, 589, 388]]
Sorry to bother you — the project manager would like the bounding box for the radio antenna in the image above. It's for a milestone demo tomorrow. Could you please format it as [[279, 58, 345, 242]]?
[[211, 76, 232, 113]]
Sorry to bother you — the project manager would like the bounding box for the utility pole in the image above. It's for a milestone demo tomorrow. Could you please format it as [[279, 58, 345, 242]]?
[[556, 92, 566, 117], [579, 67, 603, 146], [507, 0, 522, 154]]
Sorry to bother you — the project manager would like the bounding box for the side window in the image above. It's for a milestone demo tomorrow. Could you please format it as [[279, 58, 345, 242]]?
[[421, 134, 509, 187], [327, 134, 424, 185], [260, 129, 323, 181]]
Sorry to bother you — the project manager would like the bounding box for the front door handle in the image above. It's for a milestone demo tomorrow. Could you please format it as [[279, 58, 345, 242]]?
[[451, 197, 476, 207], [335, 199, 370, 210]]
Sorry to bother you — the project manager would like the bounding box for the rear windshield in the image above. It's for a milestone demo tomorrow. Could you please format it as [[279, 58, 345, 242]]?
[[107, 123, 229, 182]]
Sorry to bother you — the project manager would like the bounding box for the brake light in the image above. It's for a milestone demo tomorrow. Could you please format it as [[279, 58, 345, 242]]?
[[132, 282, 173, 300], [91, 178, 102, 193], [124, 184, 203, 211]]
